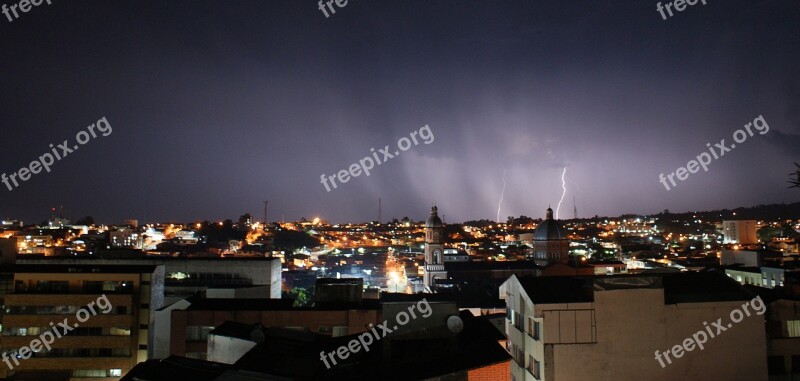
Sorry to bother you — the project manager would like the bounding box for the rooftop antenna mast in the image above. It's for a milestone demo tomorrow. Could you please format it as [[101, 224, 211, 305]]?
[[573, 196, 578, 220]]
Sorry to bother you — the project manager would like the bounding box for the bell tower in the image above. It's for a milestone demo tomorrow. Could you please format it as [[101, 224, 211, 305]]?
[[424, 206, 447, 290]]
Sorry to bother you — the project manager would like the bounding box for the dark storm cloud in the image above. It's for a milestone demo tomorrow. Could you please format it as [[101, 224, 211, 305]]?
[[0, 0, 798, 224], [766, 130, 800, 158]]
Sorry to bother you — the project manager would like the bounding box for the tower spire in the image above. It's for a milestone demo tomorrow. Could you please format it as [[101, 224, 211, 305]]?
[[573, 196, 578, 220]]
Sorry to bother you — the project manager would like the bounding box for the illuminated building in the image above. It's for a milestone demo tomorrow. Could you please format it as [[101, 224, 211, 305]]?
[[423, 206, 447, 290], [0, 264, 164, 380], [532, 207, 569, 266]]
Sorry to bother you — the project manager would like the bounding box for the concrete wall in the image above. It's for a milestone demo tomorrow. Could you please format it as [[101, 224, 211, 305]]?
[[152, 299, 191, 360], [17, 257, 283, 302], [721, 250, 760, 267], [552, 289, 767, 381], [501, 276, 768, 381], [207, 335, 256, 364]]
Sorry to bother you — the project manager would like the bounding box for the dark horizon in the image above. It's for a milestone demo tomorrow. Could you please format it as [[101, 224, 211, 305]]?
[[12, 200, 800, 227]]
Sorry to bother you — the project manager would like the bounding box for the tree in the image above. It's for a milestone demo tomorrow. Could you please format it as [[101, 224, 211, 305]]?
[[75, 216, 95, 226], [199, 219, 246, 243], [273, 230, 319, 252], [757, 226, 783, 242], [238, 213, 253, 226], [286, 287, 312, 307], [789, 163, 800, 189]]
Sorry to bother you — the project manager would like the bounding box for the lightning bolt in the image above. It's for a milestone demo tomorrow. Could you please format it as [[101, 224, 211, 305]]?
[[556, 167, 567, 219], [496, 170, 506, 223]]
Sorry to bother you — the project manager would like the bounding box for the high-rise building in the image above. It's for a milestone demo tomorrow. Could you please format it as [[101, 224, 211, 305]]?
[[723, 220, 758, 244], [0, 264, 165, 380]]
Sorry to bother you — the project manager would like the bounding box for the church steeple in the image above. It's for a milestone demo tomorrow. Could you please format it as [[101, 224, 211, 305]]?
[[423, 206, 447, 291], [534, 206, 569, 266]]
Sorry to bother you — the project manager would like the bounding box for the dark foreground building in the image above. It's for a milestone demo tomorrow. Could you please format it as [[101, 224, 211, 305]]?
[[123, 300, 510, 381]]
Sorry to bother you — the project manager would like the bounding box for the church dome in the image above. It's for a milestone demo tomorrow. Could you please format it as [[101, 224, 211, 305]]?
[[534, 207, 566, 241], [425, 206, 443, 228]]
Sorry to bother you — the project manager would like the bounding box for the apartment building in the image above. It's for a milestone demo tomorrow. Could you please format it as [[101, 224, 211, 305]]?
[[500, 272, 768, 381], [0, 264, 164, 381]]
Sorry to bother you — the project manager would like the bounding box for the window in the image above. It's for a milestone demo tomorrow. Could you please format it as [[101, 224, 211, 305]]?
[[533, 359, 541, 379], [787, 320, 800, 338], [515, 347, 525, 367], [110, 369, 122, 377], [332, 326, 348, 337], [318, 326, 332, 334], [109, 327, 131, 336], [527, 354, 535, 375], [768, 356, 786, 375], [72, 370, 108, 377], [36, 280, 69, 292], [533, 320, 541, 340], [55, 305, 77, 314]]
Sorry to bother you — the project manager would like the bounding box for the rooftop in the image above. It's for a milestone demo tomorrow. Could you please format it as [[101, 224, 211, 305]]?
[[2, 264, 161, 274], [512, 272, 755, 305], [182, 297, 380, 312]]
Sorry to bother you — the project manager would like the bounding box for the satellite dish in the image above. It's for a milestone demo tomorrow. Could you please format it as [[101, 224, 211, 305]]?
[[446, 315, 464, 334], [250, 329, 266, 343]]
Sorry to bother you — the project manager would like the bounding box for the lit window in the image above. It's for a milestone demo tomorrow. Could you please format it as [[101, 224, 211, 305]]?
[[109, 369, 122, 377], [788, 320, 800, 337]]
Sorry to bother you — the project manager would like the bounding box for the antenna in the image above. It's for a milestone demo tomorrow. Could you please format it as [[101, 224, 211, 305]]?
[[263, 201, 268, 224], [378, 197, 382, 223], [573, 196, 578, 220]]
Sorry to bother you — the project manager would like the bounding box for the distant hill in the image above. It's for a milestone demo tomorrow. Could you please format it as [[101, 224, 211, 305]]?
[[651, 202, 800, 221]]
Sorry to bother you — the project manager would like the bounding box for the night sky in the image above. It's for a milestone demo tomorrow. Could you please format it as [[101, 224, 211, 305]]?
[[1, 0, 799, 224]]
